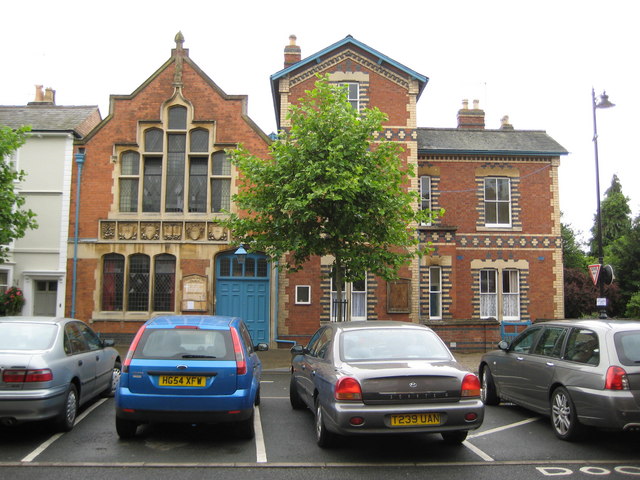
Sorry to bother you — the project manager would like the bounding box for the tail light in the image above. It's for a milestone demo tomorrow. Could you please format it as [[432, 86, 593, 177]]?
[[335, 377, 362, 401], [230, 327, 247, 375], [605, 366, 629, 390], [123, 326, 146, 373], [3, 369, 53, 383], [461, 373, 481, 397]]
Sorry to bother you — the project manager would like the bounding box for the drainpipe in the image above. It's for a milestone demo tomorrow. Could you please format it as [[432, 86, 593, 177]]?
[[70, 149, 85, 319], [274, 262, 296, 347]]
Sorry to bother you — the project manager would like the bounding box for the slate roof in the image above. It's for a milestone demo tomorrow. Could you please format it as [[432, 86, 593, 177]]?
[[417, 128, 568, 156], [0, 105, 101, 138]]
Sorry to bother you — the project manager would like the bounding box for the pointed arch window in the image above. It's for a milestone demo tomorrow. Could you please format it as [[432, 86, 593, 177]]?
[[102, 254, 124, 311], [127, 254, 150, 311], [153, 254, 176, 311]]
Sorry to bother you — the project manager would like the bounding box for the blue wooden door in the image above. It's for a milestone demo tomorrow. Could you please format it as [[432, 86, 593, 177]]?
[[215, 252, 270, 343]]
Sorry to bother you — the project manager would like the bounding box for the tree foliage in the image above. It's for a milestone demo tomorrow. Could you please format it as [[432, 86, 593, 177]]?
[[222, 76, 438, 319], [0, 125, 38, 263], [609, 214, 640, 314], [589, 174, 631, 256]]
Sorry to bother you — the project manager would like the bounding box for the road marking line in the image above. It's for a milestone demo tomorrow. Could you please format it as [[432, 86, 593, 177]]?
[[254, 406, 267, 463], [463, 440, 494, 462], [468, 416, 542, 439], [21, 398, 108, 463]]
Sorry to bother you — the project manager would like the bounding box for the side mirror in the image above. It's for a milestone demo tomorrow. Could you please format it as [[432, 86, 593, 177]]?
[[255, 343, 269, 352], [290, 344, 305, 356], [498, 340, 509, 351], [103, 339, 116, 347]]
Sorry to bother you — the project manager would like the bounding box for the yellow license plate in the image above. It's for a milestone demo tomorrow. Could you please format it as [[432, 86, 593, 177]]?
[[390, 413, 441, 426], [158, 375, 206, 387]]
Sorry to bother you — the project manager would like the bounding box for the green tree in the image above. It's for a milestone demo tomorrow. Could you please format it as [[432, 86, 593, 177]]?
[[561, 221, 587, 270], [0, 125, 38, 263], [589, 174, 631, 256], [222, 76, 438, 321], [609, 215, 640, 316]]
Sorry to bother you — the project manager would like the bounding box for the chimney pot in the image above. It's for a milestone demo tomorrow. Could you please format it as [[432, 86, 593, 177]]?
[[284, 34, 301, 68], [457, 98, 485, 129], [500, 115, 514, 130]]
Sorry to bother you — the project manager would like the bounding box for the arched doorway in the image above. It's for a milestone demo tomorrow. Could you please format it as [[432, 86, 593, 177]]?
[[215, 251, 270, 343]]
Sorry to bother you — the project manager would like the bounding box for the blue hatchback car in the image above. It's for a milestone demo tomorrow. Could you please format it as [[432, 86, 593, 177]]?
[[115, 315, 268, 439]]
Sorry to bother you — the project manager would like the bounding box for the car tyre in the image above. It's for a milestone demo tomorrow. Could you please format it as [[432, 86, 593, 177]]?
[[441, 430, 468, 444], [315, 398, 336, 448], [551, 386, 583, 441], [103, 361, 121, 398], [255, 386, 261, 406], [54, 383, 78, 432], [115, 417, 138, 439], [480, 366, 499, 406], [235, 409, 255, 440], [289, 376, 306, 410]]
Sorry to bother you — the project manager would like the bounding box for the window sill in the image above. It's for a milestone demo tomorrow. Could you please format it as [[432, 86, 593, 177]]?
[[476, 226, 522, 232]]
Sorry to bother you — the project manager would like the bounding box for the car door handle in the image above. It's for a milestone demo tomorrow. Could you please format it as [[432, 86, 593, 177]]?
[[516, 356, 524, 361], [546, 361, 555, 367], [78, 360, 83, 366]]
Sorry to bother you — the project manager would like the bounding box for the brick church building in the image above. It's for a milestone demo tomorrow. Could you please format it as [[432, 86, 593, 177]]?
[[68, 33, 567, 351]]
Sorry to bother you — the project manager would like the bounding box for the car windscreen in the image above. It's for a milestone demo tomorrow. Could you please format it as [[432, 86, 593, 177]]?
[[0, 322, 58, 351], [340, 328, 452, 362], [133, 328, 234, 361], [614, 330, 640, 366]]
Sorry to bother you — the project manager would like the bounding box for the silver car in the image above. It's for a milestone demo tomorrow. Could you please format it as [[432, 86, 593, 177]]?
[[479, 319, 640, 440], [289, 321, 484, 447], [0, 316, 121, 431]]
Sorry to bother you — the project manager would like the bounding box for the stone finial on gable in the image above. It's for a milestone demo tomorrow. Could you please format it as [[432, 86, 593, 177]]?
[[172, 31, 187, 87]]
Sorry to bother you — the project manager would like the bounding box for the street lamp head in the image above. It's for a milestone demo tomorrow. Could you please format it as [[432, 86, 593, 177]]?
[[595, 91, 615, 109]]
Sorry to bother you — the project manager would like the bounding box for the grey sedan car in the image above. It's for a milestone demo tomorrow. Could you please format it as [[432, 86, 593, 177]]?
[[0, 316, 121, 431], [479, 319, 640, 440], [289, 321, 484, 447]]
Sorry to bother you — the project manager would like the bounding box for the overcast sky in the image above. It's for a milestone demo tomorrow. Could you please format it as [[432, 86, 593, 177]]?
[[2, 0, 636, 244]]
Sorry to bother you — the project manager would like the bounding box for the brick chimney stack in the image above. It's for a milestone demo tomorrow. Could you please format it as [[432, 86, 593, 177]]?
[[457, 98, 485, 129], [500, 115, 514, 130], [29, 85, 55, 105], [284, 35, 301, 68]]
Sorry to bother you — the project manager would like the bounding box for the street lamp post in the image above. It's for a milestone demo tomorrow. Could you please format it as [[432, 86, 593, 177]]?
[[591, 88, 615, 319]]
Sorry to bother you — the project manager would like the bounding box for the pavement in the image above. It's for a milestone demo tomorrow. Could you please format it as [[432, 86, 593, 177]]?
[[258, 347, 485, 373]]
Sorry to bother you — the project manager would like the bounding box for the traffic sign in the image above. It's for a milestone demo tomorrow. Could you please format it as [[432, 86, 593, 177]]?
[[588, 264, 601, 286]]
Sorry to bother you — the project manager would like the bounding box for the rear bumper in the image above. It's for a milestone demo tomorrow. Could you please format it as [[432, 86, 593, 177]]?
[[115, 406, 253, 424], [570, 386, 640, 431], [321, 398, 484, 436], [115, 386, 255, 423], [0, 386, 67, 423]]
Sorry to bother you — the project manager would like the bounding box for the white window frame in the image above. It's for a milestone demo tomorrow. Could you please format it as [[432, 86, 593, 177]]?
[[338, 82, 359, 111], [502, 269, 521, 321], [429, 266, 442, 319], [0, 268, 11, 292], [330, 273, 367, 321], [484, 177, 512, 227], [420, 176, 432, 226], [480, 269, 498, 319], [295, 285, 311, 305]]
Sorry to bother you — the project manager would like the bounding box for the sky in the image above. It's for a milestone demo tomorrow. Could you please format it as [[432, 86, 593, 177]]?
[[2, 0, 637, 244]]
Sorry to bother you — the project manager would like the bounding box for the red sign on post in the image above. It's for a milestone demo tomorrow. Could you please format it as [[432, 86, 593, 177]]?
[[589, 264, 601, 286]]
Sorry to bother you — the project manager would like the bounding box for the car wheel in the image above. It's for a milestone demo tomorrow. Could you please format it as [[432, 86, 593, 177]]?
[[115, 417, 138, 439], [103, 361, 122, 398], [255, 386, 261, 406], [551, 386, 583, 441], [441, 430, 468, 444], [480, 366, 499, 406], [289, 376, 306, 410], [54, 384, 78, 432], [315, 398, 336, 448], [235, 408, 255, 440]]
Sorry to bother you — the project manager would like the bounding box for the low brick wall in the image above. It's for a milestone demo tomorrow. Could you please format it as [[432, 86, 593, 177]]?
[[424, 318, 501, 353]]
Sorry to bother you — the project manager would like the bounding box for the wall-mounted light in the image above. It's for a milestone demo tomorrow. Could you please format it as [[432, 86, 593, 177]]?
[[234, 245, 247, 265]]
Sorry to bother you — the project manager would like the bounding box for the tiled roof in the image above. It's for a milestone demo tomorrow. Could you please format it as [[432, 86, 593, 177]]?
[[417, 128, 568, 156], [0, 105, 101, 138]]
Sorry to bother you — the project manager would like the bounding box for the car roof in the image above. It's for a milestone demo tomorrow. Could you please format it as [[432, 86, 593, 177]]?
[[537, 318, 640, 332], [0, 316, 73, 325], [145, 315, 241, 330], [330, 321, 435, 332]]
